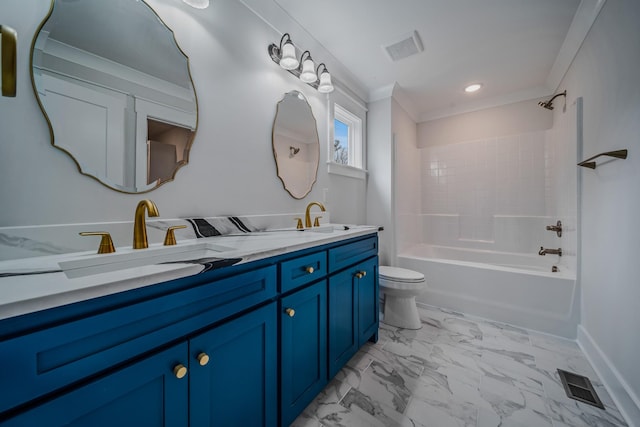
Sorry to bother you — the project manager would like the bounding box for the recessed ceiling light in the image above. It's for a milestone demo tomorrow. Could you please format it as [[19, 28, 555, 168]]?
[[464, 83, 483, 93]]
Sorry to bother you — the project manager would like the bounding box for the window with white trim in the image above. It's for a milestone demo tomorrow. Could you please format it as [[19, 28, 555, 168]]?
[[332, 103, 363, 169]]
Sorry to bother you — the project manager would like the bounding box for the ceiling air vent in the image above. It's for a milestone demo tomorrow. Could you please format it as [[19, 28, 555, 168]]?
[[383, 30, 424, 62]]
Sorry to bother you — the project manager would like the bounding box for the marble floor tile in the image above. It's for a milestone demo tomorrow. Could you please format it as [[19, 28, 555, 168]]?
[[478, 376, 553, 426], [405, 394, 478, 427], [546, 397, 628, 427], [292, 304, 627, 426]]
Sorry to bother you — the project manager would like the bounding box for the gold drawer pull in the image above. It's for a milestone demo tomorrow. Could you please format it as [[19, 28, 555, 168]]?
[[197, 352, 210, 366], [305, 266, 315, 274], [285, 308, 296, 317], [173, 364, 188, 379]]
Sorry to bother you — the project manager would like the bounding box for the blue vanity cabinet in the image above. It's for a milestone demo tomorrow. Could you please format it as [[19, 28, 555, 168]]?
[[0, 233, 379, 426], [189, 302, 277, 427], [1, 304, 278, 427], [280, 280, 328, 427], [328, 236, 379, 378], [355, 256, 379, 347], [1, 343, 190, 426]]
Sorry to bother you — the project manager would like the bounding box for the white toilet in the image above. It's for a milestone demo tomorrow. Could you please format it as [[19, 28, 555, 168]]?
[[379, 266, 426, 330]]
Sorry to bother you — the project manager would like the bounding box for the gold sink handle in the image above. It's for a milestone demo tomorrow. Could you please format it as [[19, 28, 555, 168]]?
[[294, 218, 304, 229], [79, 232, 116, 254], [164, 225, 187, 246], [313, 216, 323, 227]]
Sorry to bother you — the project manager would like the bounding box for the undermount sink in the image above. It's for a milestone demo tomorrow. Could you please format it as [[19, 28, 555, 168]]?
[[59, 241, 236, 279]]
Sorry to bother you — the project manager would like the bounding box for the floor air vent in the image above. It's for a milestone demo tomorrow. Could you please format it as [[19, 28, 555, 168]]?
[[557, 369, 605, 409]]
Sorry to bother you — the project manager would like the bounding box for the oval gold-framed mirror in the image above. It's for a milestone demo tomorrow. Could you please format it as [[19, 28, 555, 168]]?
[[31, 0, 198, 193], [272, 91, 320, 199]]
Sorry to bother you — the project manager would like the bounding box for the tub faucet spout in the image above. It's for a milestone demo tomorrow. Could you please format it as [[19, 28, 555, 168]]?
[[539, 246, 562, 256]]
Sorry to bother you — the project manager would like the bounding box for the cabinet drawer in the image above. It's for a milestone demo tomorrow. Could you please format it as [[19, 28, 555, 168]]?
[[279, 251, 327, 293], [0, 265, 276, 415], [328, 235, 378, 273], [2, 342, 189, 426]]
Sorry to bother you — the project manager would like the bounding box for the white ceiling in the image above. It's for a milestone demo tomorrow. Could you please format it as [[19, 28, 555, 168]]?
[[272, 0, 594, 121]]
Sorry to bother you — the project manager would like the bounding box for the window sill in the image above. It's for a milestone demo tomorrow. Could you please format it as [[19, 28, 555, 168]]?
[[327, 162, 367, 180]]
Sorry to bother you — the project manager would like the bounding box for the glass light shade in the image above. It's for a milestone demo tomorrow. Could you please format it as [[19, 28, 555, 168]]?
[[279, 42, 299, 70], [300, 58, 317, 83], [182, 0, 210, 9], [318, 71, 334, 93]]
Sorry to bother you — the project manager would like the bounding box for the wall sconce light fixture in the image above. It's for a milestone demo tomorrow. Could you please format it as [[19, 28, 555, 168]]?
[[182, 0, 210, 9], [268, 33, 334, 93]]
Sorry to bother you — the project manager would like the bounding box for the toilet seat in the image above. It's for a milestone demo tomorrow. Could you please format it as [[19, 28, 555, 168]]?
[[379, 266, 425, 283]]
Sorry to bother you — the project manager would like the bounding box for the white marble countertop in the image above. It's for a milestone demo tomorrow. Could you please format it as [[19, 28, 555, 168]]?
[[0, 225, 378, 321]]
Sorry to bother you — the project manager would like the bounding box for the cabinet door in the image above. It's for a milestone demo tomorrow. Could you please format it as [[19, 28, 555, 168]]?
[[357, 257, 379, 347], [3, 343, 189, 427], [280, 281, 327, 427], [189, 302, 277, 427], [328, 268, 358, 378]]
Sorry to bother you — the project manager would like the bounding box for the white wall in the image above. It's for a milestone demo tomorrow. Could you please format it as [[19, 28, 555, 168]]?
[[392, 98, 420, 256], [0, 0, 368, 229], [366, 98, 393, 265], [417, 98, 553, 148], [560, 0, 640, 423]]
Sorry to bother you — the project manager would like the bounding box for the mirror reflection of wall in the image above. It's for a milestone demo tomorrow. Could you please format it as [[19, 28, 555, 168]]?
[[147, 119, 194, 185], [272, 91, 319, 199], [31, 0, 197, 193]]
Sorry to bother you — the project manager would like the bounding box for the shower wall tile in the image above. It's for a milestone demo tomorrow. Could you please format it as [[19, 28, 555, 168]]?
[[420, 131, 549, 251]]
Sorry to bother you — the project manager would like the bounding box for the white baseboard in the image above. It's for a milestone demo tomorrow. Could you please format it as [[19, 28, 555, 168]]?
[[577, 325, 640, 427]]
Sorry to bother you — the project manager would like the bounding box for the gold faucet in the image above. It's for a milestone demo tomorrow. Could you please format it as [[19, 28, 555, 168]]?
[[133, 199, 159, 249], [304, 202, 326, 228]]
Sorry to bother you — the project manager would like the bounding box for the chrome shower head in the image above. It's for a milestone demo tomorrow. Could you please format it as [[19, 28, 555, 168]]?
[[538, 90, 567, 110], [538, 100, 554, 110]]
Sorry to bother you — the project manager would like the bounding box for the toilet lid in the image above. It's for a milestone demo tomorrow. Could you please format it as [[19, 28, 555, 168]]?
[[379, 266, 424, 283]]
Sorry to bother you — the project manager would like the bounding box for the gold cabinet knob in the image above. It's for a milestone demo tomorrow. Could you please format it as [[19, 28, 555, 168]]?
[[305, 266, 315, 274], [164, 225, 187, 246], [173, 364, 188, 379], [79, 232, 116, 254], [360, 271, 367, 277], [285, 308, 295, 317], [197, 352, 210, 366], [355, 271, 367, 279]]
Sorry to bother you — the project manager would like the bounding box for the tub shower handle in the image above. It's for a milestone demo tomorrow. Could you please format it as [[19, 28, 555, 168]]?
[[539, 247, 562, 257], [546, 220, 562, 237]]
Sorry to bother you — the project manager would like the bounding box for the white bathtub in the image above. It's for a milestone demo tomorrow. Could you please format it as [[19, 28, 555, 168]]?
[[398, 244, 578, 338]]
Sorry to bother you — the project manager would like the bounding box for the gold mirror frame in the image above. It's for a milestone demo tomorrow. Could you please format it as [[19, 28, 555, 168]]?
[[272, 91, 320, 199], [30, 0, 198, 194]]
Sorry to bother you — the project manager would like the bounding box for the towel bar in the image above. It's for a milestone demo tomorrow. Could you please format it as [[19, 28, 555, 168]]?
[[578, 149, 627, 169]]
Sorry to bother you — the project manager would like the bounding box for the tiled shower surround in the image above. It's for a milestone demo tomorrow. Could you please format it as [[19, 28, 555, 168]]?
[[407, 99, 579, 273]]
